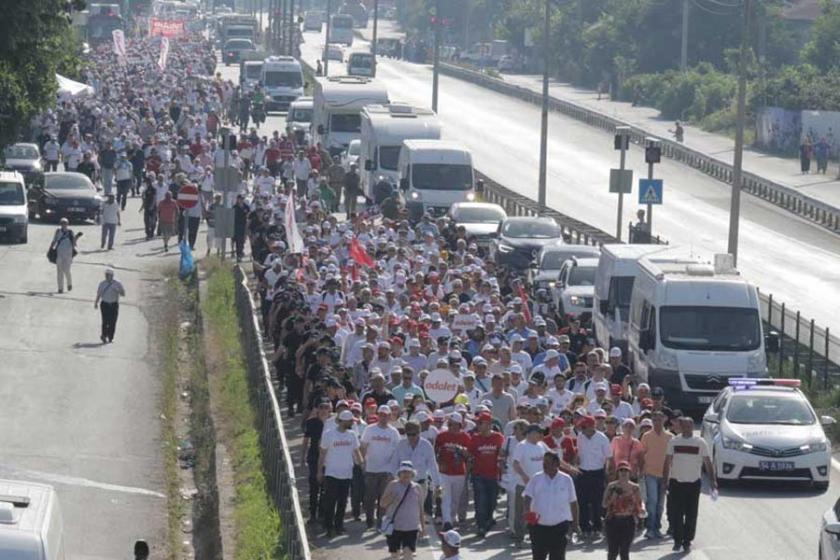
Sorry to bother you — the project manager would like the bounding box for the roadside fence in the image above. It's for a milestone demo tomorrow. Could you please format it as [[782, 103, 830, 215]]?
[[233, 265, 311, 560]]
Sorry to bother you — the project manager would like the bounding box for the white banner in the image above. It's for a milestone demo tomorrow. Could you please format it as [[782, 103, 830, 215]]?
[[285, 192, 305, 254], [423, 368, 460, 404], [157, 37, 170, 71], [112, 29, 126, 64]]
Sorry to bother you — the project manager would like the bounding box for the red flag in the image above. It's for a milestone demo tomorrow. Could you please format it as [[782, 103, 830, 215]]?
[[517, 285, 533, 323], [349, 238, 374, 268]]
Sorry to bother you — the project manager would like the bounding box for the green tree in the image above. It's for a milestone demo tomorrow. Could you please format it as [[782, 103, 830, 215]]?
[[802, 0, 840, 72], [0, 0, 83, 148]]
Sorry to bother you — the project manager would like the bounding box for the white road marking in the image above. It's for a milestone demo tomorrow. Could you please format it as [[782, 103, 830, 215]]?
[[0, 465, 165, 498]]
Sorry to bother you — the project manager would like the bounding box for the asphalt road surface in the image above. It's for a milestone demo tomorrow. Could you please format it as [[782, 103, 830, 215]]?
[[0, 198, 178, 558], [217, 31, 840, 559], [292, 24, 840, 341]]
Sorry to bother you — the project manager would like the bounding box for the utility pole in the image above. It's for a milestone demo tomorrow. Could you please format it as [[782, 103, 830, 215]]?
[[323, 0, 332, 75], [614, 126, 631, 241], [288, 0, 296, 56], [371, 0, 380, 76], [538, 0, 551, 214], [681, 0, 689, 70], [728, 0, 752, 266], [432, 0, 442, 112]]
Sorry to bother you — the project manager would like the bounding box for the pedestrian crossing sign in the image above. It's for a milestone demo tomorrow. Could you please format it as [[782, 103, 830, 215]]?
[[638, 179, 663, 205]]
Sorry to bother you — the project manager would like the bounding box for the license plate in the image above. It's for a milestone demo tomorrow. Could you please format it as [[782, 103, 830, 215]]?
[[697, 396, 714, 404], [68, 207, 85, 212], [759, 461, 795, 471]]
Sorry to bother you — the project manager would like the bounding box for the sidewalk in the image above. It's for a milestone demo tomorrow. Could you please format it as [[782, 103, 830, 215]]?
[[502, 74, 840, 210]]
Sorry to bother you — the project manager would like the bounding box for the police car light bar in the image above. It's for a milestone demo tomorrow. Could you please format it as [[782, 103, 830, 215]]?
[[728, 378, 801, 389]]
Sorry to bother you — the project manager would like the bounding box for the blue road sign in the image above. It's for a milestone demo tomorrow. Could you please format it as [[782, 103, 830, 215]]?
[[638, 178, 663, 205]]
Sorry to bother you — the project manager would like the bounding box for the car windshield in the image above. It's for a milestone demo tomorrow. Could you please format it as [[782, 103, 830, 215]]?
[[659, 306, 761, 351], [568, 265, 596, 286], [726, 395, 815, 425], [264, 71, 301, 88], [46, 175, 92, 190], [454, 206, 505, 223], [4, 145, 38, 159], [502, 220, 560, 239], [0, 182, 24, 205], [378, 146, 401, 171], [350, 55, 373, 68], [330, 113, 360, 133], [245, 65, 262, 79], [290, 108, 312, 123], [411, 164, 472, 191]]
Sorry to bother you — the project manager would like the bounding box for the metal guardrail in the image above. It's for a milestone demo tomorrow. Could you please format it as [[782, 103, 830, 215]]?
[[233, 266, 312, 560], [439, 62, 840, 235]]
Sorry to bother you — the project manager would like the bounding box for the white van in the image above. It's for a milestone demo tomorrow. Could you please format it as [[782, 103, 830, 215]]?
[[347, 52, 375, 77], [627, 255, 768, 412], [239, 59, 264, 92], [286, 96, 313, 146], [0, 171, 28, 244], [312, 76, 390, 157], [261, 56, 304, 112], [593, 244, 690, 355], [360, 104, 441, 201], [397, 139, 476, 220], [303, 10, 324, 31], [0, 480, 65, 560]]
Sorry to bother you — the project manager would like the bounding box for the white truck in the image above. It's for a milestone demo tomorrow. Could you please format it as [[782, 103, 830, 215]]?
[[397, 139, 476, 221], [328, 13, 354, 45], [312, 76, 390, 157], [627, 254, 770, 412], [360, 103, 442, 202], [0, 480, 65, 560], [261, 56, 304, 112]]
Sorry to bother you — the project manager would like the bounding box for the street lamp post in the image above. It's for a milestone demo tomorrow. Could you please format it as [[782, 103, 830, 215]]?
[[371, 0, 380, 76], [323, 0, 333, 75], [432, 0, 442, 112], [614, 126, 631, 241], [728, 0, 752, 266], [537, 0, 551, 214]]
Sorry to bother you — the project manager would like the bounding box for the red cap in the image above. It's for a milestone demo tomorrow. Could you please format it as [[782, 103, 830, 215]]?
[[477, 412, 493, 423], [551, 418, 565, 430], [391, 337, 403, 346], [610, 384, 622, 396], [616, 460, 631, 471], [579, 416, 596, 428]]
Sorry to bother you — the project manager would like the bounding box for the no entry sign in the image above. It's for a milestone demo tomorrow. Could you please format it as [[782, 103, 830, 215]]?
[[177, 184, 200, 209]]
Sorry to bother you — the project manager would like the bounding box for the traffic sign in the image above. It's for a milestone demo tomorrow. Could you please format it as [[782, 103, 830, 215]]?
[[638, 179, 663, 205], [177, 184, 200, 209], [609, 169, 633, 194]]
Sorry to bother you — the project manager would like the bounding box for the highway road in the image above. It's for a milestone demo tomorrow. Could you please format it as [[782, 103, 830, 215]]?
[[291, 23, 840, 341], [214, 24, 840, 560], [0, 202, 176, 558]]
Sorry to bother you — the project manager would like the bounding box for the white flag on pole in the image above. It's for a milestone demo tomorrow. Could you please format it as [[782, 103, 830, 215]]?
[[284, 192, 305, 254], [112, 29, 126, 63], [157, 37, 170, 71]]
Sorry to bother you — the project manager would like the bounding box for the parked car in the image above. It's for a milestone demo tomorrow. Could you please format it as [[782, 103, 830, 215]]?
[[820, 496, 840, 560], [0, 171, 29, 243], [447, 202, 507, 246], [554, 257, 599, 321], [3, 143, 43, 187], [28, 172, 101, 223], [488, 216, 563, 269]]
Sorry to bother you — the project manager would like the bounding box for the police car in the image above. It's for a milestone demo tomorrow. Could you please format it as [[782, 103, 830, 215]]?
[[700, 378, 834, 490]]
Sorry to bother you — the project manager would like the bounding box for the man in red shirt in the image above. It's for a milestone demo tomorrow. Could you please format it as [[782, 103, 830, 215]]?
[[468, 412, 505, 539], [544, 418, 578, 467], [263, 141, 281, 177], [435, 412, 471, 531]]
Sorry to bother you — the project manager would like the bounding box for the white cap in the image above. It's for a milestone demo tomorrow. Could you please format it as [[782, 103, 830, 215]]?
[[609, 346, 622, 358], [414, 411, 430, 422], [378, 405, 391, 414], [545, 349, 560, 360], [440, 529, 461, 548], [448, 412, 463, 425], [338, 410, 354, 421]]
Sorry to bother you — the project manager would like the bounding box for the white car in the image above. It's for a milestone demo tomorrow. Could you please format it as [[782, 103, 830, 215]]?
[[342, 139, 361, 172], [820, 497, 840, 560], [554, 257, 598, 321], [326, 43, 344, 62], [700, 378, 834, 490]]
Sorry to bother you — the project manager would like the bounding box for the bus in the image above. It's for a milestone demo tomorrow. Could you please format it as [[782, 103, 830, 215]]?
[[328, 14, 354, 45]]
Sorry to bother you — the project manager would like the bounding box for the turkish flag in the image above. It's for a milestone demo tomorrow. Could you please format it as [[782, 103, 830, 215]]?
[[349, 238, 374, 268]]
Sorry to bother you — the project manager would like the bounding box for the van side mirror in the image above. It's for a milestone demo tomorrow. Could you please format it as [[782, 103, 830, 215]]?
[[599, 300, 609, 315], [703, 412, 719, 424], [399, 178, 409, 191], [317, 124, 325, 135], [764, 331, 780, 353], [639, 329, 654, 351], [364, 159, 373, 171], [475, 178, 484, 194]]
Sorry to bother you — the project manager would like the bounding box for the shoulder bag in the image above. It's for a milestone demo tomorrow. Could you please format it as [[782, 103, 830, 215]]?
[[379, 483, 414, 536]]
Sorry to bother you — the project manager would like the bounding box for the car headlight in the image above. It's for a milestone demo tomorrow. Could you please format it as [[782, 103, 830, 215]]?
[[658, 349, 678, 370], [410, 191, 421, 200], [801, 440, 828, 453], [547, 281, 556, 289], [569, 295, 584, 306], [12, 215, 27, 223], [498, 243, 514, 253], [721, 436, 753, 452], [466, 192, 476, 201]]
